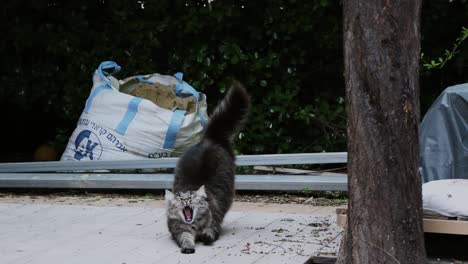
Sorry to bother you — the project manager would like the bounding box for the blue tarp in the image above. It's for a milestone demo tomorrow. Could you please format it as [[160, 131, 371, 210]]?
[[420, 83, 468, 182]]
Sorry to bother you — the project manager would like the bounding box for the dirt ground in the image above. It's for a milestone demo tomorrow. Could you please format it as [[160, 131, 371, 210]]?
[[0, 190, 348, 208]]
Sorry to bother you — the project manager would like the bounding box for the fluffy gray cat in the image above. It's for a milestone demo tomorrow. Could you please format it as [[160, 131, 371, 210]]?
[[165, 81, 250, 254]]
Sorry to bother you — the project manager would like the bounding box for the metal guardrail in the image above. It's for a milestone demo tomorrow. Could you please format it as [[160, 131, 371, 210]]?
[[0, 153, 348, 191], [0, 153, 347, 172], [0, 173, 347, 191]]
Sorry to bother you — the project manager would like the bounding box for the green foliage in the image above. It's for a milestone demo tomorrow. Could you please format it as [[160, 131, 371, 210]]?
[[422, 26, 468, 70], [0, 0, 467, 161], [419, 0, 468, 112]]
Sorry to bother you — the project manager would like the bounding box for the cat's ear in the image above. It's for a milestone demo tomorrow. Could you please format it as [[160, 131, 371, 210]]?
[[165, 190, 174, 201], [196, 185, 207, 198]]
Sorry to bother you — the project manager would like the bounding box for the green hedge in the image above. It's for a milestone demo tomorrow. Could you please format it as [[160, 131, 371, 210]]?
[[0, 0, 466, 161]]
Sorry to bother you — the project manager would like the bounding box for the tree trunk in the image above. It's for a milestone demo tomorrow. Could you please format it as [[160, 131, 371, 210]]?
[[337, 1, 426, 263]]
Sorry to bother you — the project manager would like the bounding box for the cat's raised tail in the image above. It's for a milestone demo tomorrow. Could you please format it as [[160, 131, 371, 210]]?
[[203, 81, 251, 145]]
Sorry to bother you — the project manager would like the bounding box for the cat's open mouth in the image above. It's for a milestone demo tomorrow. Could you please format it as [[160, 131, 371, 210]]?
[[183, 206, 193, 223]]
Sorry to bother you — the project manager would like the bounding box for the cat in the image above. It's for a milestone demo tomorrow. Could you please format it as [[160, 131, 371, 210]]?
[[165, 81, 250, 254]]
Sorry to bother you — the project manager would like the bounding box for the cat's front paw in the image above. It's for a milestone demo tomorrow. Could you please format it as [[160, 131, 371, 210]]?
[[181, 247, 195, 254], [198, 228, 218, 245]]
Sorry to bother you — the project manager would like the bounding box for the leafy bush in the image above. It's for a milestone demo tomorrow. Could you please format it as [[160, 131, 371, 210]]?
[[0, 0, 466, 161]]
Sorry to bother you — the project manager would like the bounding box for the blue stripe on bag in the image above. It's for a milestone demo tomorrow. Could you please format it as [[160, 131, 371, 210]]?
[[116, 97, 144, 135], [163, 109, 186, 149], [84, 85, 111, 113], [196, 110, 207, 127]]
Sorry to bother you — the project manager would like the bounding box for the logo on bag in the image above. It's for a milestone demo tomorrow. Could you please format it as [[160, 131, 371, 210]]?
[[148, 152, 170, 159], [74, 130, 103, 161]]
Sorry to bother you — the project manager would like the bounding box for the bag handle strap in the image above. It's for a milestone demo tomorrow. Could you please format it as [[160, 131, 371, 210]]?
[[135, 75, 155, 84], [97, 61, 121, 88], [173, 73, 206, 126], [173, 72, 200, 101], [88, 61, 143, 136], [85, 61, 121, 113]]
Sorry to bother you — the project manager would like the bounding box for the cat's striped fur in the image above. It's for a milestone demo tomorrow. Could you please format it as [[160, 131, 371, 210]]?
[[165, 81, 250, 254]]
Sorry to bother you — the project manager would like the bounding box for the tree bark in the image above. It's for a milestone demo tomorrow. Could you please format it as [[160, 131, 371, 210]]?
[[337, 1, 426, 263]]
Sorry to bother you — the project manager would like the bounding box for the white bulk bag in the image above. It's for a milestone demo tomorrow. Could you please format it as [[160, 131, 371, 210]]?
[[423, 179, 468, 217], [61, 61, 207, 161]]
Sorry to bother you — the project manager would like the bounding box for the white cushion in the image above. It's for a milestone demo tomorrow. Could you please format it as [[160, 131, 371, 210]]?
[[423, 179, 468, 217]]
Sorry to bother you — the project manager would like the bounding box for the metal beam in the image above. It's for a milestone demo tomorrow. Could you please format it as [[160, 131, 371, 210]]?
[[0, 153, 347, 173], [235, 174, 347, 191], [0, 173, 348, 191], [0, 159, 178, 173], [236, 152, 347, 166]]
